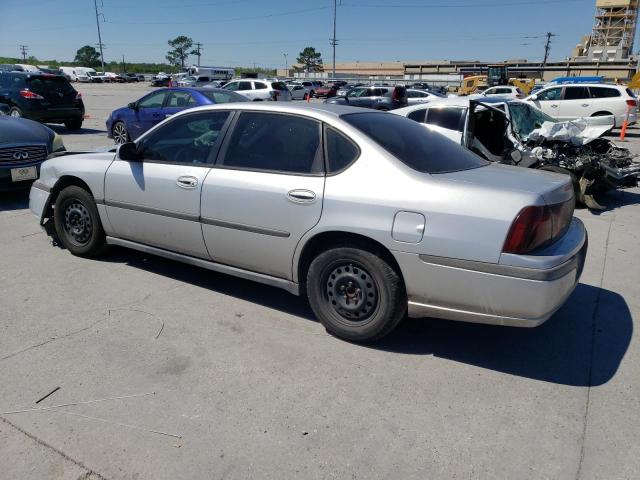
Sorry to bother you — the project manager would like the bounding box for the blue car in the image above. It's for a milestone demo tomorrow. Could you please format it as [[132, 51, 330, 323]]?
[[106, 87, 247, 144]]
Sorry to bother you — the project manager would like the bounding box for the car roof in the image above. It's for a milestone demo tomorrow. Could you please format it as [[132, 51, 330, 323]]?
[[540, 83, 622, 89], [171, 102, 383, 119]]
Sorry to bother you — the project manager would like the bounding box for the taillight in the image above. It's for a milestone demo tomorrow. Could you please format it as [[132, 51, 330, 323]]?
[[626, 99, 637, 108], [503, 200, 574, 254], [19, 89, 44, 100]]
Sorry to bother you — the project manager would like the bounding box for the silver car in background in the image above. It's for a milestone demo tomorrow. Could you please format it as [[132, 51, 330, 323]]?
[[30, 104, 586, 343]]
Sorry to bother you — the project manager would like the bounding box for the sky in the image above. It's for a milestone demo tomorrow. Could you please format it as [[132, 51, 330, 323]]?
[[0, 0, 610, 69]]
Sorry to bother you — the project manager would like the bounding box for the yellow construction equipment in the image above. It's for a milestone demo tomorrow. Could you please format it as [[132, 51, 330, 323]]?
[[458, 75, 535, 96]]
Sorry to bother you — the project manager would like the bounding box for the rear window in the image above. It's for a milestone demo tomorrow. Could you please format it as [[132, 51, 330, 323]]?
[[26, 76, 75, 95], [271, 82, 288, 91], [342, 112, 488, 174], [201, 90, 248, 103], [626, 88, 636, 98], [590, 87, 621, 98]]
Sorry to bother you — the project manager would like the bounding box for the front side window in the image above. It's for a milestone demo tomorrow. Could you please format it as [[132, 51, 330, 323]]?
[[138, 112, 230, 164], [165, 91, 196, 108], [325, 126, 359, 174], [563, 87, 589, 100], [425, 107, 465, 131], [221, 112, 322, 174], [138, 91, 167, 109], [343, 112, 488, 174], [536, 87, 562, 101], [254, 82, 267, 90]]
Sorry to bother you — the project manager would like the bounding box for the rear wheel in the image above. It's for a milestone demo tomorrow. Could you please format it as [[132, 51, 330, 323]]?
[[306, 247, 406, 342], [9, 107, 22, 118], [54, 186, 106, 257], [112, 121, 129, 144], [64, 119, 83, 131]]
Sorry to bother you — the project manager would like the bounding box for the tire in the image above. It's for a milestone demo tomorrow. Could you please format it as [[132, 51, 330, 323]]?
[[306, 247, 406, 342], [64, 119, 83, 131], [9, 107, 22, 118], [112, 121, 129, 144], [54, 186, 107, 257]]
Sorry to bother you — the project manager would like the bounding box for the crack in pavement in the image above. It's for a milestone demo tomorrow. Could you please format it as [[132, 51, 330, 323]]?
[[0, 416, 109, 480], [575, 212, 614, 480]]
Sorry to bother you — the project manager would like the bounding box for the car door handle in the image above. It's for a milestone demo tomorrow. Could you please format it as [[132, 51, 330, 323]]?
[[581, 104, 589, 107], [550, 104, 558, 108], [177, 175, 198, 189], [287, 189, 316, 204]]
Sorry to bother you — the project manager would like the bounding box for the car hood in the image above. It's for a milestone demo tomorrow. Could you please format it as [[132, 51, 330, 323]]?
[[437, 163, 573, 205], [0, 116, 53, 144], [110, 106, 130, 118], [525, 116, 615, 146]]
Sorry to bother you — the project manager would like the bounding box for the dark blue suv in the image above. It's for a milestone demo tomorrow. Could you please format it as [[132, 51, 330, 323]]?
[[0, 72, 85, 130]]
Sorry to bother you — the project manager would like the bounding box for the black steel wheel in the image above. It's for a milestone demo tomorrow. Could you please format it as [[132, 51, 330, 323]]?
[[54, 185, 106, 257], [306, 246, 406, 342], [112, 121, 129, 144]]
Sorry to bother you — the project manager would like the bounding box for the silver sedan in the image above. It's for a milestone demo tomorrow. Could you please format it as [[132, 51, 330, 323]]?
[[29, 103, 587, 342]]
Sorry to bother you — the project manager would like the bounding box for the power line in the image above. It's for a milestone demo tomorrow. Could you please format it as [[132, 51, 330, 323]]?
[[542, 32, 556, 69], [93, 0, 106, 72], [19, 44, 28, 61], [192, 42, 203, 67]]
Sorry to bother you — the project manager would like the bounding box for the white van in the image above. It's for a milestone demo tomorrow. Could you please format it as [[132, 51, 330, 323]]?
[[76, 67, 96, 83], [59, 66, 80, 82]]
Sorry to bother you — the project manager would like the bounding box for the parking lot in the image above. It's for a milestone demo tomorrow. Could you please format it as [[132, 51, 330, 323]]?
[[1, 83, 640, 479]]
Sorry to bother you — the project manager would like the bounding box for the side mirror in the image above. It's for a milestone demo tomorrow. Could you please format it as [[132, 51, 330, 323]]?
[[117, 142, 141, 162], [509, 149, 523, 164], [127, 102, 138, 110]]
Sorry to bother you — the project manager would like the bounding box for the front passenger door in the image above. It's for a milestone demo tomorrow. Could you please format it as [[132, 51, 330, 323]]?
[[104, 111, 232, 258], [530, 87, 563, 118], [129, 90, 168, 139]]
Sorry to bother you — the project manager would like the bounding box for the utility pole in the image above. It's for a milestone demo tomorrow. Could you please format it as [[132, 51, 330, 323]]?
[[122, 54, 125, 73], [330, 0, 338, 79], [542, 32, 556, 72], [193, 42, 203, 67], [283, 53, 288, 75], [19, 45, 28, 62], [93, 0, 106, 73]]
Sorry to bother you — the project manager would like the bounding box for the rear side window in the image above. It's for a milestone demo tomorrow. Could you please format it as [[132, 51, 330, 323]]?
[[254, 82, 267, 90], [343, 112, 488, 174], [165, 91, 196, 107], [590, 87, 621, 98], [425, 107, 464, 131], [407, 109, 427, 123], [222, 112, 322, 174], [563, 87, 590, 100], [325, 126, 359, 174], [238, 81, 252, 91]]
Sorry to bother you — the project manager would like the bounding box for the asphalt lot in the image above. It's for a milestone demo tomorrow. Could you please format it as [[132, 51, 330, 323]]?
[[1, 82, 639, 480]]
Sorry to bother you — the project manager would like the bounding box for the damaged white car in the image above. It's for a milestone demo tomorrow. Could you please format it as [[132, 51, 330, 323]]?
[[394, 97, 640, 209]]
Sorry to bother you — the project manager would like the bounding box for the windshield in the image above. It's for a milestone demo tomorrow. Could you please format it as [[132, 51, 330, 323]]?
[[508, 102, 556, 139], [342, 112, 488, 174]]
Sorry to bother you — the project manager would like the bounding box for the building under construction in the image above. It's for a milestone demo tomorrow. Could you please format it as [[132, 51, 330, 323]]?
[[573, 0, 638, 61]]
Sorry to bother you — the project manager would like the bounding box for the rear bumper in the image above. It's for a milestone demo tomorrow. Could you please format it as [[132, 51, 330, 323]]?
[[24, 107, 84, 123], [396, 219, 587, 327]]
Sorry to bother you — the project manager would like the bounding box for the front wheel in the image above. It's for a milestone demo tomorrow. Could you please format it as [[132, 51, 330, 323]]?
[[9, 107, 22, 118], [54, 186, 107, 257], [306, 247, 406, 342], [112, 121, 129, 144]]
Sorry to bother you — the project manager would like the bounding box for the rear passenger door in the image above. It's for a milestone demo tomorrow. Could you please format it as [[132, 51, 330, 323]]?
[[162, 90, 197, 119], [200, 111, 325, 279], [557, 86, 591, 120]]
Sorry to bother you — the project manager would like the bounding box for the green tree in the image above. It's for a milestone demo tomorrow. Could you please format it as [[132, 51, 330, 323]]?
[[166, 36, 193, 69], [74, 45, 100, 68], [296, 47, 323, 73]]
